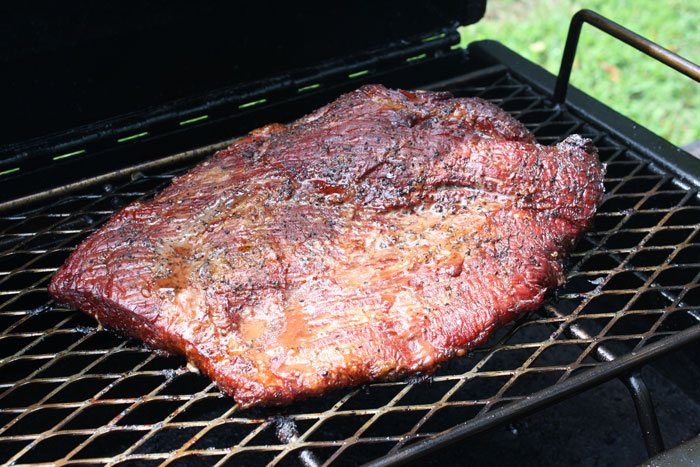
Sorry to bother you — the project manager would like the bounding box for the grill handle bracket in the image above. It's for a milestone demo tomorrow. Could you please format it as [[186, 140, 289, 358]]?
[[622, 371, 665, 457], [553, 9, 700, 103]]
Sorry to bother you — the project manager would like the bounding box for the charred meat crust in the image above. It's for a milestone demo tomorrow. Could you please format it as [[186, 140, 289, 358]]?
[[49, 84, 605, 407]]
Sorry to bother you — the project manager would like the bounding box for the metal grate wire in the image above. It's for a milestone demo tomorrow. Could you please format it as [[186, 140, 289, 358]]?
[[1, 69, 699, 466]]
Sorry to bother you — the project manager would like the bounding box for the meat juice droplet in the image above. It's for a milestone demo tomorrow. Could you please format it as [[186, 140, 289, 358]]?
[[141, 288, 151, 297]]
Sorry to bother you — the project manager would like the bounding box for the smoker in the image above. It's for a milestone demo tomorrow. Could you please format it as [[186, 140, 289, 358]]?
[[1, 2, 699, 465]]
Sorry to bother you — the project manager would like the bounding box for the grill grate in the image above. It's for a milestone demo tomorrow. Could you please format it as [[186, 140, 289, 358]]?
[[1, 68, 699, 466]]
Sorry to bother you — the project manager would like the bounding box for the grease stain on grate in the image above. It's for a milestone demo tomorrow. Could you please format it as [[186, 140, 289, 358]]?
[[72, 429, 148, 459], [16, 433, 91, 464], [62, 403, 131, 430], [189, 422, 260, 450]]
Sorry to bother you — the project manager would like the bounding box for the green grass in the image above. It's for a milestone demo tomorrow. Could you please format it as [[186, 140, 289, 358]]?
[[458, 0, 700, 146]]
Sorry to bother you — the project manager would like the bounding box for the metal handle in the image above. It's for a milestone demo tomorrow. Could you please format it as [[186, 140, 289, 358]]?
[[553, 9, 700, 103]]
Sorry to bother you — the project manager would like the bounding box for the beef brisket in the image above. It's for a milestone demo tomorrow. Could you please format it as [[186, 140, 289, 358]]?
[[49, 85, 605, 407]]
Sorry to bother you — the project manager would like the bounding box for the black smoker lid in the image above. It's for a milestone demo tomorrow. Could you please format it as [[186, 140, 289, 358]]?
[[0, 0, 485, 147]]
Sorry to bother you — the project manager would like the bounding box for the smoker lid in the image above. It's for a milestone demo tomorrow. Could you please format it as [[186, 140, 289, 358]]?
[[0, 1, 485, 146]]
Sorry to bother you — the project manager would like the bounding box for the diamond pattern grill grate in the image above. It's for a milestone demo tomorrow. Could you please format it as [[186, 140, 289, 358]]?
[[1, 69, 699, 466]]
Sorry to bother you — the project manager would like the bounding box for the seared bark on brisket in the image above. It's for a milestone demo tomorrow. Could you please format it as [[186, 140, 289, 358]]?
[[49, 85, 605, 407]]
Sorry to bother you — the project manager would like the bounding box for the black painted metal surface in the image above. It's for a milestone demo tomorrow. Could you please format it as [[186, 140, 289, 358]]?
[[1, 1, 486, 147]]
